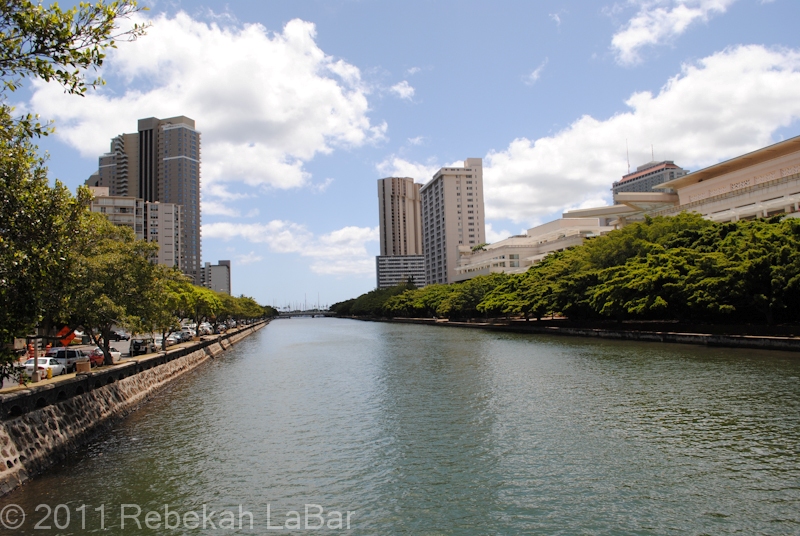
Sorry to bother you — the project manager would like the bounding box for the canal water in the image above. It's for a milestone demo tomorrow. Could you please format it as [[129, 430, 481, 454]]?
[[1, 318, 799, 534]]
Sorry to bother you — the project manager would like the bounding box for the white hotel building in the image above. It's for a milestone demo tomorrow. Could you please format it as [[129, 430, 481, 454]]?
[[420, 158, 486, 285], [454, 218, 613, 281]]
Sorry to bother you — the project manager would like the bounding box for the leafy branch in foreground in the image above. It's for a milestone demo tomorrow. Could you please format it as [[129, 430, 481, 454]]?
[[0, 0, 149, 138], [0, 0, 148, 95]]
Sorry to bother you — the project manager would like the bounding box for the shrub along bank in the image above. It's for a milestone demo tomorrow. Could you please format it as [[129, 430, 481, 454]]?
[[331, 213, 800, 327]]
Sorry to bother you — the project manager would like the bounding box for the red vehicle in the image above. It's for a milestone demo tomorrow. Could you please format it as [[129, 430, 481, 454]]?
[[88, 346, 121, 367]]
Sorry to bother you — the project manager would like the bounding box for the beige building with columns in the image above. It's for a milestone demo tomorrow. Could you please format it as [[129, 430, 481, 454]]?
[[421, 158, 486, 285], [565, 135, 800, 225], [454, 217, 613, 281]]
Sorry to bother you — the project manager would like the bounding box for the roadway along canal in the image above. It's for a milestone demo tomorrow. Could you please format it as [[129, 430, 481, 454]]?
[[1, 318, 799, 534]]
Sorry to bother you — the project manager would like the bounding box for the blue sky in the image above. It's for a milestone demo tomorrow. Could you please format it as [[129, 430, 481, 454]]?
[[22, 0, 800, 307]]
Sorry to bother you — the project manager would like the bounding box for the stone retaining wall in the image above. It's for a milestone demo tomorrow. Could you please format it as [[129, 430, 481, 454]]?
[[0, 321, 268, 496]]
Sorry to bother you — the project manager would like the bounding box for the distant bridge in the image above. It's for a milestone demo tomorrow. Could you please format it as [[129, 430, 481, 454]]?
[[276, 311, 337, 318]]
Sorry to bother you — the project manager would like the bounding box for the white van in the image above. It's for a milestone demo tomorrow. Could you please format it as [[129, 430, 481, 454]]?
[[45, 347, 88, 372]]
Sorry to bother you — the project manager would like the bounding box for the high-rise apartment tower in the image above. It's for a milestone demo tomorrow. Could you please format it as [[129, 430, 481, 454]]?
[[376, 177, 425, 288], [138, 116, 201, 283], [201, 260, 232, 295], [87, 133, 139, 197], [420, 158, 486, 285], [87, 116, 202, 284], [378, 177, 423, 256]]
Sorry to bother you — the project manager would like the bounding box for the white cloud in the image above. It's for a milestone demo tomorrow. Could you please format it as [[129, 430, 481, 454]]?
[[484, 45, 800, 224], [203, 220, 378, 275], [525, 58, 548, 86], [376, 156, 440, 183], [485, 223, 513, 243], [29, 12, 385, 199], [312, 226, 379, 275], [549, 13, 562, 27], [612, 0, 738, 65], [390, 80, 415, 100], [203, 182, 249, 201], [310, 178, 334, 193], [236, 251, 263, 265], [562, 196, 612, 215], [407, 67, 421, 75], [407, 136, 425, 146], [388, 46, 800, 226], [202, 199, 241, 217]]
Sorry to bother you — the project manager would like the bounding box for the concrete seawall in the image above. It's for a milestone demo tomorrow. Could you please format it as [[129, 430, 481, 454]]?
[[0, 321, 268, 496], [365, 317, 800, 353]]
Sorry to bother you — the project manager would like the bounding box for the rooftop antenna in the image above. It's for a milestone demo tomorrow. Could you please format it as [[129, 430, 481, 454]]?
[[626, 139, 630, 174], [651, 144, 654, 162]]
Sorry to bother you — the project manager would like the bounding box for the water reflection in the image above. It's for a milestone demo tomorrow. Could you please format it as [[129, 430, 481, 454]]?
[[370, 324, 503, 533], [0, 319, 798, 535]]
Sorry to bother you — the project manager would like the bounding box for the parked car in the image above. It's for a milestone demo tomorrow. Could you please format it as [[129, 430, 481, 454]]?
[[24, 357, 67, 377], [130, 337, 157, 356], [45, 347, 88, 372], [181, 327, 196, 340], [166, 333, 180, 346], [88, 346, 121, 367], [108, 329, 130, 341]]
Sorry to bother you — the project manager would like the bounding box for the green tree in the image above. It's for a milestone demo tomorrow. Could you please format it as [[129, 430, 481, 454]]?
[[70, 213, 158, 364], [478, 274, 528, 319], [0, 110, 91, 379], [348, 283, 414, 317], [382, 283, 454, 318], [140, 266, 194, 351], [188, 286, 222, 331], [330, 298, 356, 316], [0, 0, 147, 136], [234, 295, 265, 321], [0, 1, 148, 378], [213, 292, 239, 329], [435, 273, 507, 320], [711, 219, 800, 324]]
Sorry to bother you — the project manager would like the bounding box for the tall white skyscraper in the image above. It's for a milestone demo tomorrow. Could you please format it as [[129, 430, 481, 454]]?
[[420, 158, 486, 285]]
